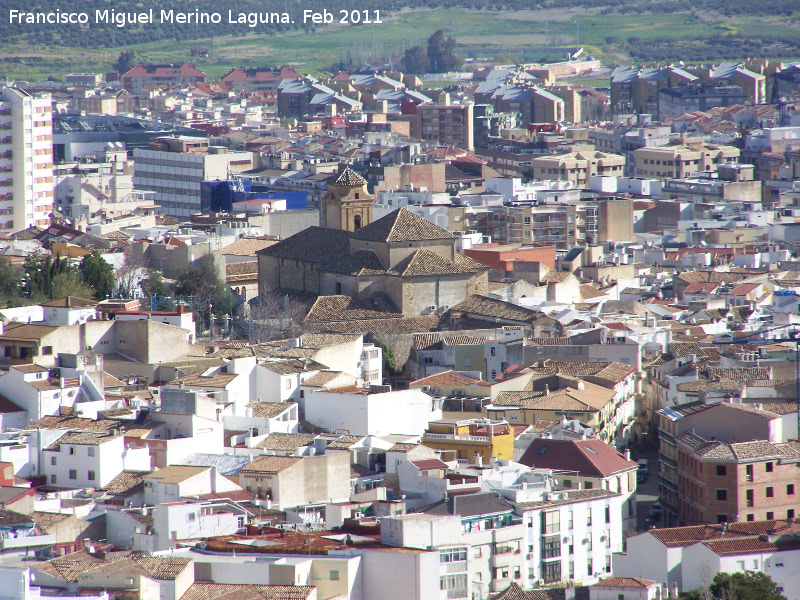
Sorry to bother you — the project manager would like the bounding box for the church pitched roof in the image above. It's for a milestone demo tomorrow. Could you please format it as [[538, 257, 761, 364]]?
[[333, 167, 367, 187], [351, 208, 454, 243]]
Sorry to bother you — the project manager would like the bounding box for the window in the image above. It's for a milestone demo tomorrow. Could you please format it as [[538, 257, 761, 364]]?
[[717, 489, 727, 501], [543, 510, 560, 534], [587, 511, 592, 526], [440, 549, 467, 563], [187, 512, 196, 522], [788, 484, 795, 496], [605, 556, 611, 573], [767, 487, 774, 498], [766, 462, 774, 472], [563, 479, 572, 489], [746, 464, 753, 482], [464, 357, 472, 367], [586, 536, 592, 551], [542, 561, 561, 583], [330, 570, 340, 581], [69, 447, 75, 455], [491, 370, 497, 379], [88, 471, 95, 481], [746, 489, 755, 507], [42, 346, 53, 355], [542, 535, 561, 559], [284, 379, 291, 390], [717, 514, 727, 524], [587, 559, 593, 577], [69, 469, 77, 480], [716, 465, 726, 476], [746, 514, 754, 521], [788, 509, 795, 520], [50, 475, 57, 484], [605, 506, 610, 523], [767, 512, 774, 520], [50, 457, 57, 466], [88, 447, 95, 457], [493, 568, 509, 580]]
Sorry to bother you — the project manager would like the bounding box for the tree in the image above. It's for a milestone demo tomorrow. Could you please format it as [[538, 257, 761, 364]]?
[[24, 254, 70, 301], [52, 270, 96, 301], [249, 284, 308, 342], [79, 252, 115, 300], [427, 29, 460, 73], [0, 257, 23, 306], [113, 51, 136, 74], [140, 268, 167, 298], [686, 571, 786, 600], [174, 255, 233, 329], [402, 45, 429, 75]]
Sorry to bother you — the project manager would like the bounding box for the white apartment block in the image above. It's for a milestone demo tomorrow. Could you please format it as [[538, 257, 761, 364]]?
[[133, 145, 252, 218], [0, 88, 54, 231]]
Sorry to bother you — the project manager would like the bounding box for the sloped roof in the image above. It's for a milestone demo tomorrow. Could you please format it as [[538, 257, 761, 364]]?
[[519, 439, 636, 477], [332, 167, 367, 187], [351, 208, 453, 242]]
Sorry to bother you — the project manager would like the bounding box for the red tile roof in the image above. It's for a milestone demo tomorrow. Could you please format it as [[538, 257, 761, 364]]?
[[519, 439, 636, 477], [410, 459, 449, 471]]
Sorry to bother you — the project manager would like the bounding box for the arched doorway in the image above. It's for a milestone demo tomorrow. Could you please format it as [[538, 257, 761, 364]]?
[[354, 214, 362, 230]]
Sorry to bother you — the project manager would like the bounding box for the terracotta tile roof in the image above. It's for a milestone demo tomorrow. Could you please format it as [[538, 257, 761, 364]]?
[[682, 282, 720, 295], [519, 439, 637, 477], [246, 402, 295, 419], [326, 435, 364, 450], [411, 370, 491, 389], [388, 443, 422, 452], [221, 238, 278, 256], [226, 262, 259, 283], [305, 295, 400, 322], [145, 465, 209, 484], [449, 295, 550, 324], [351, 208, 453, 243], [44, 431, 120, 450], [181, 583, 316, 600], [258, 359, 327, 374], [252, 433, 315, 451], [241, 455, 302, 474], [308, 314, 441, 334], [648, 520, 800, 547], [489, 582, 566, 600], [99, 470, 149, 495], [300, 371, 344, 387], [411, 458, 449, 470], [0, 323, 58, 341], [168, 372, 239, 388], [593, 577, 657, 588], [387, 249, 481, 277], [332, 167, 367, 187], [678, 431, 800, 462]]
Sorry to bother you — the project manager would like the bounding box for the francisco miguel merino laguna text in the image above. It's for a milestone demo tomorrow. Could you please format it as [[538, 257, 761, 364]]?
[[8, 8, 383, 27]]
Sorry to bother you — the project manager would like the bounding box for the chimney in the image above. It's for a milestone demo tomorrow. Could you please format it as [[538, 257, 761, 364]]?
[[66, 297, 71, 308], [624, 449, 631, 462], [177, 304, 184, 314]]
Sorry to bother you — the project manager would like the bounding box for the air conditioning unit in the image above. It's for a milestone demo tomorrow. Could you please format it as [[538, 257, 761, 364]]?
[[456, 390, 465, 396], [563, 535, 572, 544], [422, 385, 431, 392], [428, 305, 437, 311], [536, 579, 544, 587]]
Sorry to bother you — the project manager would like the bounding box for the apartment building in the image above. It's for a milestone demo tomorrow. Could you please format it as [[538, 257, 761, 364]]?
[[471, 204, 576, 250], [676, 431, 800, 526], [0, 88, 54, 231], [531, 150, 625, 188], [415, 104, 475, 151], [133, 136, 253, 218], [610, 66, 696, 115], [120, 63, 206, 95], [658, 82, 748, 121], [633, 144, 740, 180]]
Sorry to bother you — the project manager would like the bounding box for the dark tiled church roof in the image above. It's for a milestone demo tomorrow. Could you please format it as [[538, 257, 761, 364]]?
[[351, 208, 454, 242]]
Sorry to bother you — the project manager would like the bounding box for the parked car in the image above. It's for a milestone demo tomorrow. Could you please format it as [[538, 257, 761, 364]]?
[[648, 501, 662, 521]]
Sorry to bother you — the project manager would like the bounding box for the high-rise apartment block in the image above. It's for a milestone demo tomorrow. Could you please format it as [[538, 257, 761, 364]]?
[[0, 87, 54, 231]]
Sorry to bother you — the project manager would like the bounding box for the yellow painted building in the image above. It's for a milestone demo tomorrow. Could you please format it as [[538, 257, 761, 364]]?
[[422, 418, 514, 465]]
